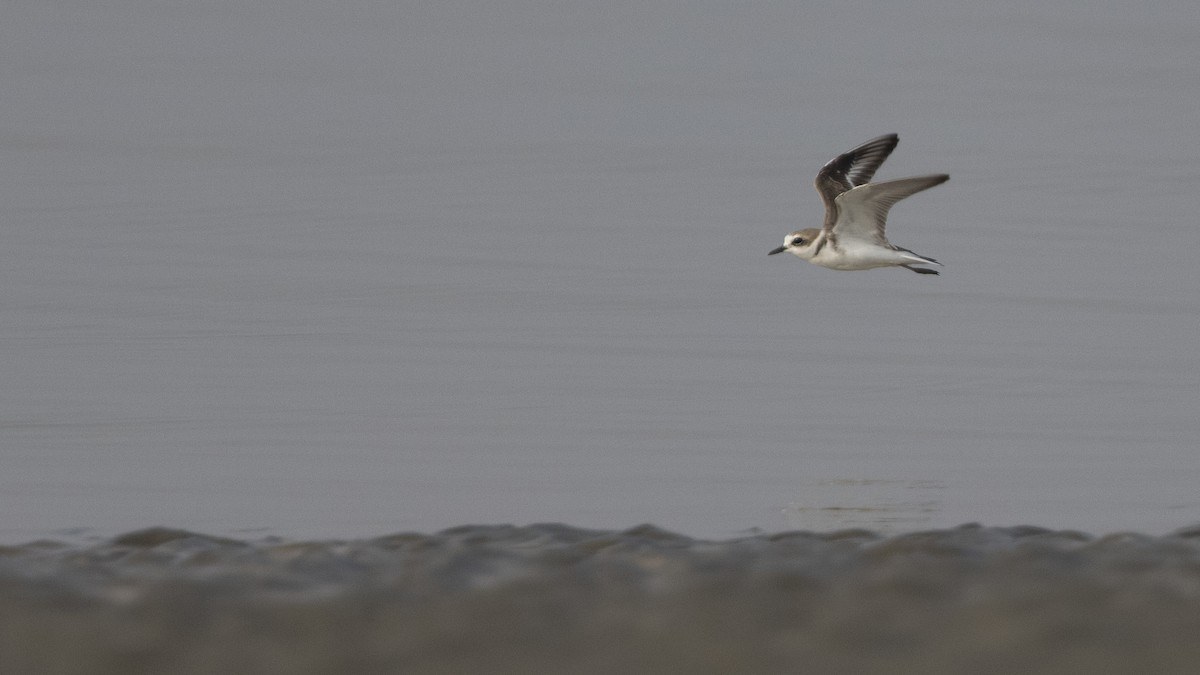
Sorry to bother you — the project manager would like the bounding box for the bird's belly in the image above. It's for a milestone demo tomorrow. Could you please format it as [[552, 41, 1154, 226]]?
[[812, 244, 901, 270]]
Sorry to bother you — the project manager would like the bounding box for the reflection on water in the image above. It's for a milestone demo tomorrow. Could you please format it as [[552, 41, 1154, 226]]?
[[783, 478, 946, 533]]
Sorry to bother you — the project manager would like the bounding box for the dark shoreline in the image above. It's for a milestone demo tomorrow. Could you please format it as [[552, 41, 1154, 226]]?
[[3, 523, 1200, 674]]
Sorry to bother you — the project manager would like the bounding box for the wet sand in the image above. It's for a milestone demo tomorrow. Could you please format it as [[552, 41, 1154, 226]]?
[[4, 523, 1200, 674]]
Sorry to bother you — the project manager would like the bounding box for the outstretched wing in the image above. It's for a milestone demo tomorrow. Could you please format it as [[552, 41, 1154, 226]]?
[[814, 134, 900, 227], [831, 174, 949, 245]]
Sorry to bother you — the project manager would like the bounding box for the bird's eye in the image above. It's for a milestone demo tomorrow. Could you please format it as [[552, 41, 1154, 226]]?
[[792, 238, 805, 246]]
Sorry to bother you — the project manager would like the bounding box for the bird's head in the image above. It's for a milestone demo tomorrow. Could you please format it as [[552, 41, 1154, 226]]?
[[768, 228, 821, 258]]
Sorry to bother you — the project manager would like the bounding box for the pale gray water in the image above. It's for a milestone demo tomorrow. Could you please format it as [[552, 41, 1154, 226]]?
[[2, 1, 1198, 543]]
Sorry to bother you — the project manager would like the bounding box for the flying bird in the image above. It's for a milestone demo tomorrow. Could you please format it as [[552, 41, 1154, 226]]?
[[768, 134, 947, 275]]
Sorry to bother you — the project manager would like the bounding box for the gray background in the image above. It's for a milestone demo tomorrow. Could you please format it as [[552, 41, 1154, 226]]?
[[2, 1, 1196, 541]]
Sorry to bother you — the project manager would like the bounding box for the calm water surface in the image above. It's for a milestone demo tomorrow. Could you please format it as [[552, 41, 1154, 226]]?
[[1, 1, 1197, 543]]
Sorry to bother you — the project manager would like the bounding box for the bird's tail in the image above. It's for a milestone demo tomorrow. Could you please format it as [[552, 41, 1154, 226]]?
[[893, 246, 941, 266]]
